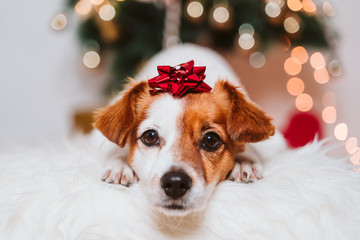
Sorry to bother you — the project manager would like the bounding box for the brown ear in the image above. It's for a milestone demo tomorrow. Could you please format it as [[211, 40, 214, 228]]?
[[94, 81, 150, 147], [214, 81, 275, 143]]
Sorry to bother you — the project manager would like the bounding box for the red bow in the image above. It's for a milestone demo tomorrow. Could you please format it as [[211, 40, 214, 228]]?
[[148, 60, 212, 97]]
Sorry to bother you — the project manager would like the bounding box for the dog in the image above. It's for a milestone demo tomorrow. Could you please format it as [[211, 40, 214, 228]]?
[[93, 44, 275, 216]]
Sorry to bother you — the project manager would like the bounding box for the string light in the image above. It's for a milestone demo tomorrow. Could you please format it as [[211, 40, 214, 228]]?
[[265, 2, 281, 18], [51, 13, 68, 31], [322, 106, 336, 124], [284, 57, 302, 75], [83, 51, 101, 68], [99, 4, 116, 21], [284, 17, 300, 34], [295, 93, 313, 112], [238, 33, 255, 50], [328, 59, 342, 77], [291, 46, 308, 64], [334, 123, 348, 141], [322, 1, 336, 17], [187, 1, 204, 19], [350, 151, 360, 166], [90, 0, 104, 5], [287, 0, 302, 12], [287, 77, 304, 96], [267, 0, 284, 8], [213, 6, 230, 24], [314, 68, 330, 84], [249, 52, 266, 68], [75, 0, 92, 15], [310, 52, 326, 70]]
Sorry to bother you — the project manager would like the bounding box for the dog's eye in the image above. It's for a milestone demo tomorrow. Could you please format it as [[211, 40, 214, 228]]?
[[140, 130, 160, 147], [201, 132, 223, 151]]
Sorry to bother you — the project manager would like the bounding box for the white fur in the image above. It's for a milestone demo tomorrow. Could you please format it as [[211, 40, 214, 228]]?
[[1, 135, 360, 239]]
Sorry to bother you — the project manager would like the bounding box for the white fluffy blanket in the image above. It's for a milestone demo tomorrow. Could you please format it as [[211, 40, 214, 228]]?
[[1, 135, 360, 240]]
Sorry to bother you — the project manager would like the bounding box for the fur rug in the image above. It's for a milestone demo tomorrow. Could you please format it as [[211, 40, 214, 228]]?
[[1, 134, 360, 240]]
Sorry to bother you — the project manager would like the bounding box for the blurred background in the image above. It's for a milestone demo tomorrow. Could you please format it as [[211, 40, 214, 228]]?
[[0, 0, 359, 163]]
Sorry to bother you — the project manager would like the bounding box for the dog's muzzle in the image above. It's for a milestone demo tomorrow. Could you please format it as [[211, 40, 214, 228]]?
[[160, 171, 192, 200]]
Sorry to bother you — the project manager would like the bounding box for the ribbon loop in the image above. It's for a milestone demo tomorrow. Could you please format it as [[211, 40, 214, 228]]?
[[148, 60, 212, 97]]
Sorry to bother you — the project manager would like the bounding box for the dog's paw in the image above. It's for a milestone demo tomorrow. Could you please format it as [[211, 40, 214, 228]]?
[[227, 159, 263, 183], [102, 163, 139, 186]]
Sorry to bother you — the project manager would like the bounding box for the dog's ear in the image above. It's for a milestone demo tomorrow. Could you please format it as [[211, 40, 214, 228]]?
[[94, 81, 150, 147], [214, 80, 275, 143]]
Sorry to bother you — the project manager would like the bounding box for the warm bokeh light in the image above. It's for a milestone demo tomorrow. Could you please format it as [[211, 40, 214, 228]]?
[[287, 0, 302, 11], [334, 123, 348, 141], [302, 0, 317, 14], [328, 59, 342, 77], [238, 33, 255, 50], [322, 91, 336, 107], [284, 17, 300, 34], [51, 13, 67, 31], [265, 2, 281, 18], [90, 0, 104, 5], [99, 4, 116, 21], [187, 1, 204, 19], [291, 46, 308, 64], [83, 51, 101, 68], [350, 151, 360, 166], [322, 106, 336, 124], [75, 0, 92, 15], [284, 57, 302, 75], [287, 77, 304, 96], [295, 93, 313, 112], [322, 1, 336, 17], [310, 52, 326, 70], [213, 7, 229, 24], [346, 137, 359, 155], [249, 52, 266, 68], [268, 0, 285, 8], [238, 23, 254, 36], [314, 68, 330, 84]]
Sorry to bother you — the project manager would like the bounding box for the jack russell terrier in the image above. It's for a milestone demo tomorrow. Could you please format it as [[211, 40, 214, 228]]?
[[93, 44, 275, 216]]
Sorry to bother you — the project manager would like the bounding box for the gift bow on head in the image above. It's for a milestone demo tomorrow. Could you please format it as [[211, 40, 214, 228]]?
[[148, 60, 212, 97]]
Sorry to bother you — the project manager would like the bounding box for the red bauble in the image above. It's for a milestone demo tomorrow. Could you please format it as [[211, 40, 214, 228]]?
[[283, 112, 323, 148]]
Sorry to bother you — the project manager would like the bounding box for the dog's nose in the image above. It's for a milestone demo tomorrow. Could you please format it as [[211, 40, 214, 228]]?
[[161, 171, 192, 200]]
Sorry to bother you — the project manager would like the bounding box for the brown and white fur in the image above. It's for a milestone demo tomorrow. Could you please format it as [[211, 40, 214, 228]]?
[[93, 44, 275, 216]]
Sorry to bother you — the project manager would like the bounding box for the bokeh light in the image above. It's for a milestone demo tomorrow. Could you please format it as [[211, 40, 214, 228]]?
[[334, 123, 348, 141], [310, 52, 326, 70], [346, 137, 359, 155], [238, 33, 255, 50], [322, 106, 336, 124], [322, 1, 336, 17], [249, 52, 266, 68], [314, 68, 330, 84], [328, 59, 342, 77], [284, 17, 300, 34], [75, 0, 92, 15], [187, 1, 204, 19], [287, 77, 304, 96], [51, 13, 67, 31], [295, 93, 313, 112], [284, 57, 302, 75], [302, 0, 317, 14], [83, 51, 101, 68], [291, 46, 308, 64], [99, 4, 116, 21], [213, 7, 229, 24], [287, 0, 302, 11], [265, 2, 281, 18], [238, 23, 254, 36], [90, 0, 104, 5]]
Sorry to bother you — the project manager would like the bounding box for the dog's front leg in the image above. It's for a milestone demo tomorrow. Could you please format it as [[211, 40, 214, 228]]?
[[227, 145, 263, 183]]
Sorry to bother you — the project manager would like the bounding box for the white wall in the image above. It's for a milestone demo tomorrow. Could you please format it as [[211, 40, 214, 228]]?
[[0, 0, 359, 151]]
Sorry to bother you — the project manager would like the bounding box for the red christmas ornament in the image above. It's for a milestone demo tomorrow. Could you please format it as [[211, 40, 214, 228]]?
[[283, 112, 323, 148], [148, 60, 212, 97]]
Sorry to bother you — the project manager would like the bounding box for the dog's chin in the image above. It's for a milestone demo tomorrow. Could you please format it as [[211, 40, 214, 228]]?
[[154, 203, 205, 217]]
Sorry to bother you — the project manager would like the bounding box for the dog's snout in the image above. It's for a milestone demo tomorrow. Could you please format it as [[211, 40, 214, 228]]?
[[161, 171, 192, 200]]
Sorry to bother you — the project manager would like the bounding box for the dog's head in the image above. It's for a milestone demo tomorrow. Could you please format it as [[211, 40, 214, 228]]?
[[95, 80, 274, 216]]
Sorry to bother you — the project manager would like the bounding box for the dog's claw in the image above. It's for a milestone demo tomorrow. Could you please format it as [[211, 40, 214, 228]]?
[[228, 160, 263, 183], [102, 163, 138, 186]]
